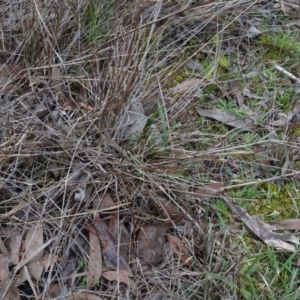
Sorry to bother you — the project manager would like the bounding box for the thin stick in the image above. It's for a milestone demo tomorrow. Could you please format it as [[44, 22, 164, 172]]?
[[272, 62, 300, 85]]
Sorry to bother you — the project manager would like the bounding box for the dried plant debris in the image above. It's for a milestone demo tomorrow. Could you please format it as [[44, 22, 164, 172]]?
[[67, 291, 103, 300], [115, 101, 148, 141], [87, 225, 102, 288], [22, 224, 44, 281], [102, 271, 141, 299], [196, 106, 257, 131], [167, 235, 192, 268], [171, 78, 203, 94], [268, 219, 300, 230], [222, 196, 299, 252], [0, 64, 24, 93], [136, 223, 172, 266], [194, 184, 299, 251], [2, 0, 300, 298], [151, 194, 188, 222], [94, 214, 133, 277]]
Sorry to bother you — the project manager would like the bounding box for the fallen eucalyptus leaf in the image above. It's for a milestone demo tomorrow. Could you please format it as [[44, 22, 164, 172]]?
[[23, 224, 44, 280], [196, 107, 256, 131], [171, 78, 203, 94], [268, 219, 300, 230], [87, 225, 102, 288], [222, 196, 299, 252]]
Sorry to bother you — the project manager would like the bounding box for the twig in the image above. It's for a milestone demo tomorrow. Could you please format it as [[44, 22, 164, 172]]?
[[272, 62, 300, 85]]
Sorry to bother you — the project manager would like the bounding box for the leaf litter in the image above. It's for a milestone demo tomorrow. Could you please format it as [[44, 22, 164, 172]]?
[[167, 235, 192, 268], [87, 225, 102, 288], [22, 223, 44, 280], [136, 223, 172, 266], [196, 106, 257, 131], [1, 0, 300, 298]]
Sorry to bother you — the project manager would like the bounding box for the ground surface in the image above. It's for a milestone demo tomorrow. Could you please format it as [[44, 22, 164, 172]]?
[[1, 0, 300, 299]]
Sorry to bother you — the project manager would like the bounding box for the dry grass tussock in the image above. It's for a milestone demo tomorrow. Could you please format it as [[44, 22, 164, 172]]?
[[1, 0, 300, 299]]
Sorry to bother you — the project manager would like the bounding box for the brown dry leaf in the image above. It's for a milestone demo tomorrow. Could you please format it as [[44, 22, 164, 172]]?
[[222, 196, 299, 252], [0, 231, 27, 288], [0, 254, 13, 281], [79, 102, 94, 111], [0, 256, 21, 300], [268, 219, 300, 230], [194, 182, 225, 199], [167, 235, 192, 268], [43, 283, 61, 299], [232, 85, 257, 115], [102, 271, 141, 299], [171, 78, 202, 94], [3, 228, 22, 265], [67, 292, 103, 300], [93, 192, 115, 211], [152, 196, 187, 223], [94, 214, 133, 277], [87, 225, 102, 288], [269, 113, 287, 127], [39, 253, 61, 269], [136, 223, 172, 266], [94, 193, 134, 256], [23, 224, 44, 280], [196, 107, 256, 131], [107, 212, 134, 257], [0, 281, 21, 300]]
